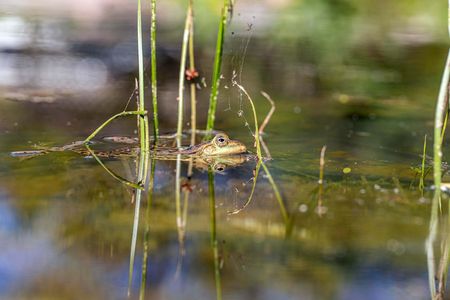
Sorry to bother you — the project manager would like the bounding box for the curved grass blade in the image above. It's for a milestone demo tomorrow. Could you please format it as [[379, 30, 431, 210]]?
[[84, 110, 147, 144], [233, 82, 288, 223], [84, 144, 143, 190]]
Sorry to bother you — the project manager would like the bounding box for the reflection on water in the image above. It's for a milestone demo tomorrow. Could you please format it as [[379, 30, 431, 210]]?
[[0, 0, 448, 299], [0, 128, 433, 299]]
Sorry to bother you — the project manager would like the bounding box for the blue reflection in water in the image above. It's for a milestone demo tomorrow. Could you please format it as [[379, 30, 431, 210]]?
[[0, 191, 56, 295], [0, 198, 17, 233], [338, 264, 428, 300]]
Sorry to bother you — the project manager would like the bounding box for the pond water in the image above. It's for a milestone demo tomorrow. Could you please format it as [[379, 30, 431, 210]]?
[[0, 1, 448, 299]]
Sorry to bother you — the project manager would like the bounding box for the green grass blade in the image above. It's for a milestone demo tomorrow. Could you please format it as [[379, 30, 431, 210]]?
[[128, 1, 151, 295], [84, 110, 146, 144], [205, 0, 230, 135], [233, 83, 288, 223]]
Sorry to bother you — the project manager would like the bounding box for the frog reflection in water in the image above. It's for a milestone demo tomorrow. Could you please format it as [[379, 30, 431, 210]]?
[[11, 133, 251, 171]]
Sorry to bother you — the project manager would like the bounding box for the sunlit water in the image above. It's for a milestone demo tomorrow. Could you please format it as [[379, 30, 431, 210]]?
[[0, 1, 448, 299]]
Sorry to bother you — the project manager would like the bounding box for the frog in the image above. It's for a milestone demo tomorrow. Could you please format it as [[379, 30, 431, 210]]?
[[11, 133, 248, 160]]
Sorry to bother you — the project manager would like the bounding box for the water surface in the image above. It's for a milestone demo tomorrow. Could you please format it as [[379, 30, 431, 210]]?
[[0, 1, 447, 299]]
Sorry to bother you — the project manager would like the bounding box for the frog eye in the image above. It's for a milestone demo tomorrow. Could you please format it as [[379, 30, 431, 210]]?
[[215, 134, 228, 147]]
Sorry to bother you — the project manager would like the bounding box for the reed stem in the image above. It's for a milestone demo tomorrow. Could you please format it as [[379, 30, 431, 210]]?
[[427, 3, 450, 298], [83, 110, 146, 144], [151, 0, 159, 141], [205, 0, 230, 135], [433, 41, 450, 199], [187, 0, 197, 176], [139, 160, 156, 300], [189, 0, 197, 147], [419, 134, 427, 192], [176, 4, 192, 148], [317, 145, 327, 217], [128, 1, 151, 295]]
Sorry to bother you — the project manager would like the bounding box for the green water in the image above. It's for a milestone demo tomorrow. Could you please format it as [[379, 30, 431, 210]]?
[[1, 1, 450, 299]]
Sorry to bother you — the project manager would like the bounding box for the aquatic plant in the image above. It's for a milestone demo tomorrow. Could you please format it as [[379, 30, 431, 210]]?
[[188, 0, 197, 150], [205, 0, 231, 135], [233, 83, 288, 223], [80, 0, 280, 296], [176, 3, 192, 147], [419, 134, 427, 193], [317, 145, 327, 216], [427, 1, 450, 298], [174, 4, 193, 278], [139, 160, 156, 300], [150, 0, 159, 141]]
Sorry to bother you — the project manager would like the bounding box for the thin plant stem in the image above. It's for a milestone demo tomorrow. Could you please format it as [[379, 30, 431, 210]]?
[[260, 162, 288, 222], [433, 49, 450, 199], [128, 1, 151, 295], [317, 145, 326, 217], [175, 183, 190, 280], [233, 82, 288, 223], [139, 160, 156, 300], [188, 0, 197, 176], [177, 4, 192, 148], [426, 190, 440, 299], [419, 134, 427, 193], [143, 113, 151, 181], [128, 140, 149, 296], [208, 168, 222, 300], [175, 154, 182, 230], [259, 137, 272, 159], [437, 218, 450, 299], [233, 83, 261, 156], [188, 0, 197, 147], [174, 154, 184, 275], [84, 110, 146, 144], [137, 0, 149, 156], [427, 6, 450, 297], [150, 0, 159, 141], [228, 161, 261, 215], [173, 3, 191, 279], [205, 0, 230, 135], [128, 175, 144, 296], [136, 0, 150, 184], [259, 91, 275, 159], [259, 91, 276, 135]]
